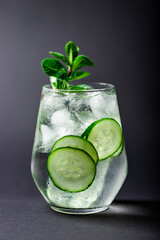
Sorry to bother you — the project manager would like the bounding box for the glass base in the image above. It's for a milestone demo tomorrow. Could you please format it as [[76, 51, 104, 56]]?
[[50, 206, 109, 215]]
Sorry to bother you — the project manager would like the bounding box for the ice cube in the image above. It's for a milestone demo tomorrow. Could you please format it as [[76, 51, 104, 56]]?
[[68, 97, 91, 112], [75, 112, 95, 134], [40, 124, 56, 151], [40, 94, 67, 124], [89, 92, 121, 123], [103, 93, 119, 115], [68, 97, 96, 132], [51, 108, 81, 137], [40, 124, 74, 152], [53, 126, 73, 140], [103, 93, 121, 124], [89, 93, 108, 119], [51, 108, 74, 127]]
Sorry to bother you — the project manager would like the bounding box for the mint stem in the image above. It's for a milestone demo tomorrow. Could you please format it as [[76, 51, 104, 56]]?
[[68, 64, 72, 76], [68, 68, 72, 76]]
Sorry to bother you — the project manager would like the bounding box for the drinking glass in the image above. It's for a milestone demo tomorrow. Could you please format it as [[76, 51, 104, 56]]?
[[31, 82, 128, 214]]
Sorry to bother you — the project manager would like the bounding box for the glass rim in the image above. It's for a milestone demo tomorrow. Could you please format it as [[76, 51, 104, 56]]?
[[42, 82, 115, 93]]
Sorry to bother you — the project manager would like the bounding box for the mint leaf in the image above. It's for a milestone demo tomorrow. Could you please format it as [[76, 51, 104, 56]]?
[[69, 71, 90, 81], [51, 79, 89, 91], [49, 52, 70, 66], [41, 58, 68, 79], [52, 79, 70, 89], [65, 41, 79, 64], [69, 84, 89, 90], [72, 55, 94, 71]]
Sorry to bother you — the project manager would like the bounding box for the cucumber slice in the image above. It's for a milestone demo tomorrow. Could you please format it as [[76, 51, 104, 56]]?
[[113, 142, 123, 157], [82, 118, 122, 161], [51, 135, 98, 164], [47, 147, 96, 192]]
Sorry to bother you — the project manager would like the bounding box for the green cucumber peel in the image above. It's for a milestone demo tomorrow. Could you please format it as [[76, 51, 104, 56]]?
[[82, 118, 123, 161], [41, 41, 94, 90], [112, 141, 124, 157]]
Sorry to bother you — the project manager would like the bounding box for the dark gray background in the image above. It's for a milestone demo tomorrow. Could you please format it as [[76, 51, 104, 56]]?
[[0, 0, 159, 200]]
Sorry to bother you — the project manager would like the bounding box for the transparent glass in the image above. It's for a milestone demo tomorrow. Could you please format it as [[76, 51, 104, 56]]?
[[31, 82, 128, 214]]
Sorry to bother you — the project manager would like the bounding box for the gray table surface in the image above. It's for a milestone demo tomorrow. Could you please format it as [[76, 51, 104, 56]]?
[[0, 197, 159, 240]]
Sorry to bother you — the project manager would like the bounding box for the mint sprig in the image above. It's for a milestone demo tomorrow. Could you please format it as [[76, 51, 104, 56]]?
[[41, 41, 94, 90]]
